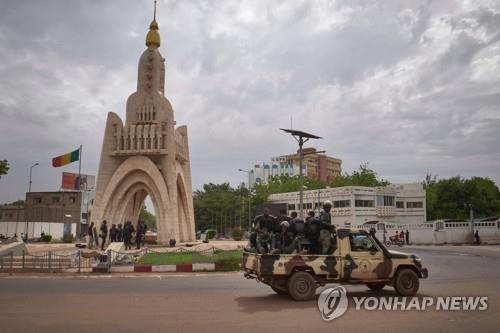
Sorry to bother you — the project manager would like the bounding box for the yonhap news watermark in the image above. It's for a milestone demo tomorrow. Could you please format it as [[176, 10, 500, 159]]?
[[318, 286, 488, 321]]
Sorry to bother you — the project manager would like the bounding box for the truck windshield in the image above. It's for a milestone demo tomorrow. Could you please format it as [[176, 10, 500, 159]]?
[[349, 233, 378, 252]]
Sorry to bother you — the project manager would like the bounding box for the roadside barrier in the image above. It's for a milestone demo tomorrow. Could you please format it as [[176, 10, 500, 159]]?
[[0, 246, 242, 274]]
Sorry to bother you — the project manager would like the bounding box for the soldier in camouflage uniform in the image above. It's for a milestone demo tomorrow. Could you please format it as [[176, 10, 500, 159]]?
[[319, 200, 335, 254], [254, 208, 275, 254]]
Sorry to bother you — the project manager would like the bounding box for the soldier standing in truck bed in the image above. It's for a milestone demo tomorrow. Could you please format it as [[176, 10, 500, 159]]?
[[319, 201, 335, 254], [254, 208, 275, 254], [273, 209, 290, 250]]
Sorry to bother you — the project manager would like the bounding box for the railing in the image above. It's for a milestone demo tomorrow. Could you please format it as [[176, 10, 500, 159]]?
[[0, 251, 14, 275], [0, 246, 242, 273]]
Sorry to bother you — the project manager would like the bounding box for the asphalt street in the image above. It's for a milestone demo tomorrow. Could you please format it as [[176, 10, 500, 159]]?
[[1, 246, 499, 333]]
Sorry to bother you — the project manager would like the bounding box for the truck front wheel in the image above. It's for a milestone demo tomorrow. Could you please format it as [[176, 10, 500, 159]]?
[[287, 271, 317, 301], [394, 268, 419, 296]]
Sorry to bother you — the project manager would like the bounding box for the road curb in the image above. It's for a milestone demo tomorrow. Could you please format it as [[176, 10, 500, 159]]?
[[99, 262, 226, 273]]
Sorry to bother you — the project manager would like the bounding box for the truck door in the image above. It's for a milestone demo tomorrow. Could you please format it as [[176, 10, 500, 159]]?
[[344, 232, 386, 280]]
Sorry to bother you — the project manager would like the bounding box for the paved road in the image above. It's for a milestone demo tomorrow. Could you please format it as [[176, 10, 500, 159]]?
[[1, 246, 499, 333]]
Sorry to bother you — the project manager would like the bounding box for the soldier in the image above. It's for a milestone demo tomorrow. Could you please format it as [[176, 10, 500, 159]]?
[[117, 223, 123, 242], [254, 208, 275, 254], [305, 211, 321, 254], [99, 220, 108, 251], [319, 200, 334, 254], [271, 221, 297, 254], [272, 209, 290, 250], [123, 221, 134, 250], [136, 220, 145, 249]]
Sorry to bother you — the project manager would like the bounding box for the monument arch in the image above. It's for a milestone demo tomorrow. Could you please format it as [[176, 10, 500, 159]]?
[[92, 9, 195, 243]]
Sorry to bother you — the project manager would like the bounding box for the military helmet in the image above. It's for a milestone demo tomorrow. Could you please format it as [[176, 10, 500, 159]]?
[[280, 221, 290, 228], [323, 200, 333, 207]]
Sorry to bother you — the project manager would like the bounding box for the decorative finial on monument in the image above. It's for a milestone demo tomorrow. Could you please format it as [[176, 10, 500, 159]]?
[[154, 0, 157, 21], [146, 0, 160, 47]]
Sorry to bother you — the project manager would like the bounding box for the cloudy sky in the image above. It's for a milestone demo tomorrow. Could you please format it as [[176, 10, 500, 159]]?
[[1, 0, 500, 204]]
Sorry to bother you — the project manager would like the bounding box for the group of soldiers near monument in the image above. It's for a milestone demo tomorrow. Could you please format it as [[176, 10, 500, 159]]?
[[86, 220, 148, 251], [246, 201, 337, 255]]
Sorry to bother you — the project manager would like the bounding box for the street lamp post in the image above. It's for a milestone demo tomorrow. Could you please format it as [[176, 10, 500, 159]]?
[[466, 203, 474, 243], [238, 169, 252, 232], [25, 163, 39, 237], [280, 129, 322, 219], [28, 163, 39, 192]]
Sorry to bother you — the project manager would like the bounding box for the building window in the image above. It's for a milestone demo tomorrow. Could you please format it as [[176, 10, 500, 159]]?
[[377, 196, 394, 206], [288, 204, 295, 211], [406, 201, 423, 209], [52, 196, 60, 204], [69, 197, 76, 204], [333, 200, 350, 208], [355, 200, 374, 207], [33, 197, 42, 204], [396, 201, 404, 209]]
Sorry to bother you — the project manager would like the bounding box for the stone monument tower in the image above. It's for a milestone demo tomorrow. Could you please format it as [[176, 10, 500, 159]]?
[[92, 6, 195, 243]]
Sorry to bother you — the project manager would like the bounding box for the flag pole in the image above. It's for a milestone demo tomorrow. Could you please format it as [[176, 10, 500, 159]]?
[[77, 145, 82, 240], [78, 145, 82, 190]]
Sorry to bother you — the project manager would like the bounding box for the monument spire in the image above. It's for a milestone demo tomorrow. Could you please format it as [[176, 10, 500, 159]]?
[[146, 0, 160, 47]]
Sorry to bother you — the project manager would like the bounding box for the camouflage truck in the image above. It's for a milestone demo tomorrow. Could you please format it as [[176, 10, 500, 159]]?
[[243, 228, 428, 301]]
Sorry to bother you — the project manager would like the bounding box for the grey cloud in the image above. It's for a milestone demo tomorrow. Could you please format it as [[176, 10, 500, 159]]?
[[1, 0, 500, 204]]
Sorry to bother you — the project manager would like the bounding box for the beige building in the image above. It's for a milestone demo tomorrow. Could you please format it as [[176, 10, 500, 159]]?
[[0, 205, 24, 223], [92, 10, 195, 243], [281, 147, 342, 182], [0, 191, 88, 239]]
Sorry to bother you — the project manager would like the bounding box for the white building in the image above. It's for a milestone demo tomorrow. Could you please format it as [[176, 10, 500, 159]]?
[[250, 159, 302, 186], [268, 183, 426, 226]]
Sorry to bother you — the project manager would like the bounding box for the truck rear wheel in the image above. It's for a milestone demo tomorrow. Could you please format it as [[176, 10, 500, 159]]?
[[394, 268, 419, 296], [366, 283, 385, 291], [270, 285, 288, 295], [287, 271, 317, 301]]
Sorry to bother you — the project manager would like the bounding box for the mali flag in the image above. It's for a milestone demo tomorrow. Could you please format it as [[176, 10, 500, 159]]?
[[52, 148, 80, 167]]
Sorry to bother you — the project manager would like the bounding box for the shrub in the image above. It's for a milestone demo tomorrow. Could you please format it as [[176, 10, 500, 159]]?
[[41, 234, 52, 242], [231, 227, 243, 241], [206, 229, 216, 239], [62, 234, 74, 243]]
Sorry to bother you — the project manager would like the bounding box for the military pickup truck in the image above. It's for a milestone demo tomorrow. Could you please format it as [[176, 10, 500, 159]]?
[[243, 228, 428, 301]]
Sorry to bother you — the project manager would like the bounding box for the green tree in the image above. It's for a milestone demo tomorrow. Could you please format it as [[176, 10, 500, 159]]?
[[329, 163, 390, 187], [194, 183, 248, 234], [424, 176, 500, 220], [139, 205, 156, 231], [0, 160, 9, 179], [253, 174, 326, 204]]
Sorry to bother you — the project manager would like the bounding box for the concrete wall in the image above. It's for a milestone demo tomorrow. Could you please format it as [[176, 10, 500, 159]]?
[[353, 220, 500, 244], [0, 221, 76, 240]]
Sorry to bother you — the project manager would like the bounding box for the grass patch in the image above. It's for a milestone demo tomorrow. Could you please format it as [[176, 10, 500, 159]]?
[[138, 250, 242, 268]]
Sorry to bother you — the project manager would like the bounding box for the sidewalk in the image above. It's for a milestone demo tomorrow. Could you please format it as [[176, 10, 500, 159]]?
[[403, 244, 500, 258]]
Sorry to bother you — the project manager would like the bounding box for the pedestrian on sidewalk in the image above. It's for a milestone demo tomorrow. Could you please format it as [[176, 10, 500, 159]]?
[[405, 229, 410, 245]]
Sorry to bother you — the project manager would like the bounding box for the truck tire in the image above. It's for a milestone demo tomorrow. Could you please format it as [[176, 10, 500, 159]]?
[[287, 271, 317, 301], [366, 283, 385, 291], [394, 268, 419, 296], [271, 285, 288, 295]]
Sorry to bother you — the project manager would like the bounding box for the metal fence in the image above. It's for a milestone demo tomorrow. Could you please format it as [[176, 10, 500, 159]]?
[[0, 251, 14, 275], [0, 246, 242, 273], [0, 250, 98, 273]]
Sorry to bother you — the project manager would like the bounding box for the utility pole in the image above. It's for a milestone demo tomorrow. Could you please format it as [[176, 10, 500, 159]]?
[[280, 129, 322, 219], [238, 169, 252, 232], [25, 162, 39, 237]]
